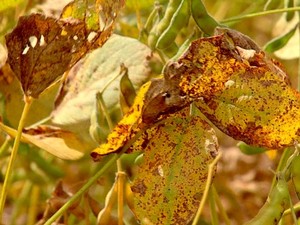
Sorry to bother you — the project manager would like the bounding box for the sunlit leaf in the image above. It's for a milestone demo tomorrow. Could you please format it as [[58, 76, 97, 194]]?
[[172, 28, 300, 149], [91, 81, 152, 160], [130, 107, 218, 225], [91, 73, 189, 160], [5, 0, 124, 98], [0, 122, 89, 160]]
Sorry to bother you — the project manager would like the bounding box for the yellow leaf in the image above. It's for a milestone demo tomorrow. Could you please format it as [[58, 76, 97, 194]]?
[[165, 28, 300, 149], [91, 81, 152, 160]]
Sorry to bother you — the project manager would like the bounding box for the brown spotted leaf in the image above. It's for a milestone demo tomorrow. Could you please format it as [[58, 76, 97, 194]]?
[[5, 0, 124, 98], [90, 75, 188, 160], [168, 28, 300, 149], [130, 107, 218, 225]]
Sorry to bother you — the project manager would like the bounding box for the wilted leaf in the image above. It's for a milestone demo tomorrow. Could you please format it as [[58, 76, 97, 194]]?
[[5, 0, 124, 98], [170, 28, 300, 149], [130, 108, 218, 225], [0, 122, 89, 160], [91, 73, 189, 160], [52, 35, 155, 147], [91, 81, 153, 160]]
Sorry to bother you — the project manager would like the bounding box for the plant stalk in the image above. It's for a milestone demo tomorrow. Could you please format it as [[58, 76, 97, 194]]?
[[44, 153, 119, 225], [192, 152, 222, 225], [0, 95, 33, 220], [222, 7, 300, 24]]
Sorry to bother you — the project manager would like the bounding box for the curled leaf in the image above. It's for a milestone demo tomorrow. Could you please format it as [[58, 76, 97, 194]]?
[[0, 122, 89, 160], [91, 74, 189, 160], [91, 81, 152, 160]]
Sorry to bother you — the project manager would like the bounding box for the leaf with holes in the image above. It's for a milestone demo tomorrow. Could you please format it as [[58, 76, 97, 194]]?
[[5, 0, 124, 98]]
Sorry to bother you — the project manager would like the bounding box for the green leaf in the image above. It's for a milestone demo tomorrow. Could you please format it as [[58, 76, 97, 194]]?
[[130, 108, 218, 225], [238, 142, 266, 155], [264, 24, 298, 53]]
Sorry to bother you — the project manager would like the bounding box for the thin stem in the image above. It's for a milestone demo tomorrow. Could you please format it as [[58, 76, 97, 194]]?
[[27, 185, 40, 225], [222, 7, 300, 24], [282, 202, 300, 217], [0, 95, 33, 220], [97, 93, 114, 130], [208, 188, 219, 225], [98, 90, 124, 224], [211, 185, 231, 225], [192, 152, 222, 225], [44, 153, 119, 225], [44, 124, 148, 225], [117, 172, 126, 225], [0, 137, 10, 158], [9, 181, 32, 225]]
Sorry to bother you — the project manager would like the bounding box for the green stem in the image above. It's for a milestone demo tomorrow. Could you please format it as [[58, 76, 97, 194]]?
[[192, 152, 222, 225], [208, 187, 219, 225], [212, 185, 231, 225], [98, 90, 124, 224], [44, 153, 119, 225], [222, 7, 300, 24], [0, 137, 10, 158], [45, 118, 150, 224], [27, 185, 40, 225], [0, 96, 33, 220]]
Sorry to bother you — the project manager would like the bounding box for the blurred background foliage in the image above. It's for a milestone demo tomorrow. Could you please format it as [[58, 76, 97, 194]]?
[[0, 0, 299, 224]]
